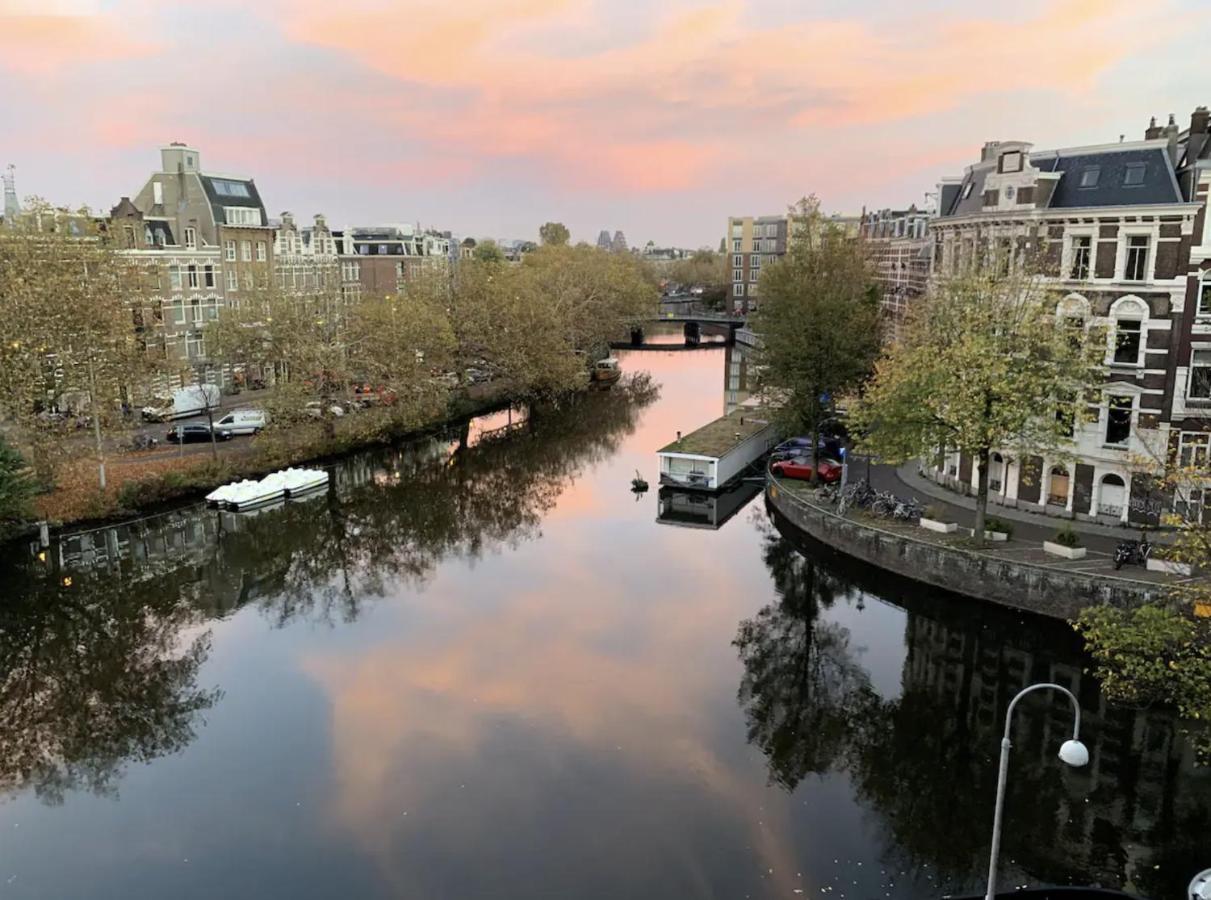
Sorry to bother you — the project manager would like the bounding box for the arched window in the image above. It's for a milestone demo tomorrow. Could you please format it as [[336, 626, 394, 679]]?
[[1110, 296, 1148, 366], [1099, 473, 1127, 517]]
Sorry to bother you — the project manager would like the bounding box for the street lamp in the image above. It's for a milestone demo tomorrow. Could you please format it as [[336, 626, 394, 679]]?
[[985, 683, 1089, 900]]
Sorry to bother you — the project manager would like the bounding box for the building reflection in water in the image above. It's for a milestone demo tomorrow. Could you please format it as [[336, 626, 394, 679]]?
[[741, 509, 1211, 900], [723, 342, 753, 414], [656, 480, 762, 530]]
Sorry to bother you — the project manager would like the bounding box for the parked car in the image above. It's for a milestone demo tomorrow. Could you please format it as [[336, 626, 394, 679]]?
[[166, 424, 233, 444], [772, 435, 844, 459], [213, 408, 267, 435], [770, 456, 843, 483]]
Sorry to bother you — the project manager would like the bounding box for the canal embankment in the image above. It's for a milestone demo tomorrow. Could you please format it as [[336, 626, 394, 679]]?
[[765, 472, 1189, 620]]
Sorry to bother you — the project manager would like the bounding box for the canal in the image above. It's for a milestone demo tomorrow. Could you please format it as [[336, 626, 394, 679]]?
[[0, 338, 1207, 899]]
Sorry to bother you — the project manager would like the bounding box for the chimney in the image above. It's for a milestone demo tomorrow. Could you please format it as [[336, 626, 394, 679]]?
[[281, 211, 294, 227], [1193, 106, 1210, 135], [1186, 106, 1211, 173], [980, 141, 1001, 162], [1144, 116, 1162, 140], [1163, 113, 1182, 165]]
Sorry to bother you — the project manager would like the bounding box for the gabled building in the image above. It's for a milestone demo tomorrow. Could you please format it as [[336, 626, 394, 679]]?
[[925, 108, 1211, 525], [335, 223, 450, 298]]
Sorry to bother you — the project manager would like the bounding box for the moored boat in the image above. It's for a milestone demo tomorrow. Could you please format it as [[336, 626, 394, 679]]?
[[591, 357, 622, 386]]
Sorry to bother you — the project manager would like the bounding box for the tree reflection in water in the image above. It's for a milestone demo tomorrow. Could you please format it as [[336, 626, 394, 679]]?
[[733, 519, 874, 790], [0, 376, 658, 805], [0, 564, 218, 804], [741, 511, 1211, 899]]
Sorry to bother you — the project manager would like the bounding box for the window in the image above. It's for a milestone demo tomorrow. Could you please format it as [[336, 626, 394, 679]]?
[[241, 240, 252, 262], [256, 241, 266, 262], [226, 269, 238, 290], [186, 332, 204, 360], [1124, 235, 1150, 281], [186, 265, 199, 289], [733, 268, 743, 282], [1123, 163, 1146, 186], [1179, 431, 1211, 469], [171, 303, 186, 325], [1079, 167, 1100, 188], [734, 283, 745, 297], [341, 261, 360, 282], [184, 227, 196, 249], [1199, 277, 1211, 317], [377, 244, 388, 255], [224, 207, 261, 226], [242, 270, 253, 290], [203, 265, 215, 288], [733, 254, 742, 266], [1113, 319, 1141, 364], [1190, 349, 1211, 399], [1106, 396, 1132, 445], [169, 266, 182, 290], [982, 189, 999, 207], [732, 238, 741, 252], [1001, 151, 1023, 173], [749, 269, 758, 283], [211, 179, 251, 198], [961, 182, 974, 199], [224, 239, 236, 261], [751, 255, 761, 269], [1069, 235, 1091, 280], [1048, 466, 1070, 505]]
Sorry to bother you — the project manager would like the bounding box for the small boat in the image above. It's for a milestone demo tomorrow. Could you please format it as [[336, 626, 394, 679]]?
[[278, 467, 330, 497], [591, 357, 622, 386], [205, 481, 242, 508], [631, 470, 649, 492], [226, 477, 287, 512]]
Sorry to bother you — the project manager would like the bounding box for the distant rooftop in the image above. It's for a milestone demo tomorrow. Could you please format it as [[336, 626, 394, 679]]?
[[658, 407, 774, 458]]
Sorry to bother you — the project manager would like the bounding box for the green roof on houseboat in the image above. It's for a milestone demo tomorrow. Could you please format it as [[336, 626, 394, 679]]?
[[657, 407, 774, 458]]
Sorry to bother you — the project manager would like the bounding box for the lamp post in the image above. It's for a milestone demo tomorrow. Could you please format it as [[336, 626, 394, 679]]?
[[985, 683, 1089, 900]]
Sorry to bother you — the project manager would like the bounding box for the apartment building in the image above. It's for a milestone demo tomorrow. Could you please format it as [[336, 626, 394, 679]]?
[[115, 144, 273, 378], [859, 206, 930, 336], [726, 212, 861, 314], [335, 224, 450, 298], [926, 108, 1211, 525]]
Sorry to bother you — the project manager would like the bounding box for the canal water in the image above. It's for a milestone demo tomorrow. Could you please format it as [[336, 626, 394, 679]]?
[[0, 338, 1207, 899]]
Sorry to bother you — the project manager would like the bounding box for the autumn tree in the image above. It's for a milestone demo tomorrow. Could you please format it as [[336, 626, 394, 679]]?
[[669, 249, 728, 306], [472, 239, 506, 263], [0, 200, 164, 488], [750, 197, 880, 482], [538, 222, 570, 246], [851, 263, 1105, 542], [0, 437, 35, 538]]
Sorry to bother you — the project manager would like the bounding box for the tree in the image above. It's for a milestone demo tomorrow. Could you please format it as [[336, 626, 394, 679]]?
[[669, 249, 728, 305], [750, 197, 880, 482], [0, 200, 164, 489], [851, 264, 1105, 543], [0, 437, 35, 538], [539, 222, 570, 246], [472, 239, 505, 264]]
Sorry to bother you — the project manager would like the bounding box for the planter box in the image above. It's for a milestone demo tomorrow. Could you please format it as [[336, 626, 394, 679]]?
[[1043, 541, 1087, 560], [1146, 557, 1194, 577], [920, 518, 958, 534], [984, 531, 1010, 543]]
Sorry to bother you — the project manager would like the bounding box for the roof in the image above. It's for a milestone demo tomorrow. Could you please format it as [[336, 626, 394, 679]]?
[[198, 174, 266, 224], [1038, 147, 1180, 208], [658, 407, 775, 458], [941, 145, 1182, 218]]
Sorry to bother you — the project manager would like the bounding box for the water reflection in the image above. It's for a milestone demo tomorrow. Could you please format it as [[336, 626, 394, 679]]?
[[656, 480, 762, 530], [0, 378, 658, 805], [754, 508, 1211, 899], [0, 563, 217, 804]]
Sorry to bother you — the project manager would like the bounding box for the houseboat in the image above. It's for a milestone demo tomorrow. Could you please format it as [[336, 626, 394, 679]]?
[[591, 357, 622, 386], [656, 406, 778, 491]]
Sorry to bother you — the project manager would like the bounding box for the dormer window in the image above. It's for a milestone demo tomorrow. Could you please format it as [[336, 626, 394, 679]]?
[[961, 182, 974, 200], [1079, 167, 1100, 188], [1000, 151, 1023, 173], [1124, 163, 1146, 186]]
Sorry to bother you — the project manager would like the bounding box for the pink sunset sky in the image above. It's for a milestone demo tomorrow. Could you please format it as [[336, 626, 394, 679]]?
[[1, 0, 1208, 247]]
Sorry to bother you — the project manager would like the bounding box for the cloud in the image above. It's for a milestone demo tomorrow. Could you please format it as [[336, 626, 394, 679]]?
[[0, 10, 154, 75]]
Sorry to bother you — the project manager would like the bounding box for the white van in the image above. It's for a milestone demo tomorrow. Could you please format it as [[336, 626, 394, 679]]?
[[214, 408, 268, 435]]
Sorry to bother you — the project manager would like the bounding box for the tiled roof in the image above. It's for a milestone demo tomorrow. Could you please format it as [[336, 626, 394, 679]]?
[[1039, 147, 1180, 208]]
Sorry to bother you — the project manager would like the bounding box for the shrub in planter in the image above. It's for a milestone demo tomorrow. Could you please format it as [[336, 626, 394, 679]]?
[[1052, 526, 1082, 548], [984, 516, 1013, 539], [1043, 525, 1087, 560]]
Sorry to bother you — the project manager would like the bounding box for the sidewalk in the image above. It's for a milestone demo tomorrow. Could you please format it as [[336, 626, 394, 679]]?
[[860, 461, 1152, 557]]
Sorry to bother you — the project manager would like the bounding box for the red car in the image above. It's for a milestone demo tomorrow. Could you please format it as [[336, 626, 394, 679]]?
[[771, 456, 843, 483]]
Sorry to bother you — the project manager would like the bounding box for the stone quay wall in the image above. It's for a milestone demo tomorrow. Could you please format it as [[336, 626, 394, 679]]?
[[766, 478, 1166, 621]]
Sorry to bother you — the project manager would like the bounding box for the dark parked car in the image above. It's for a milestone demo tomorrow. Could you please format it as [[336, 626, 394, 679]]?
[[166, 424, 233, 444]]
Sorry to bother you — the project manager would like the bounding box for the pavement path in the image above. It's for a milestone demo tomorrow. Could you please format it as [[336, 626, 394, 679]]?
[[838, 459, 1194, 586]]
